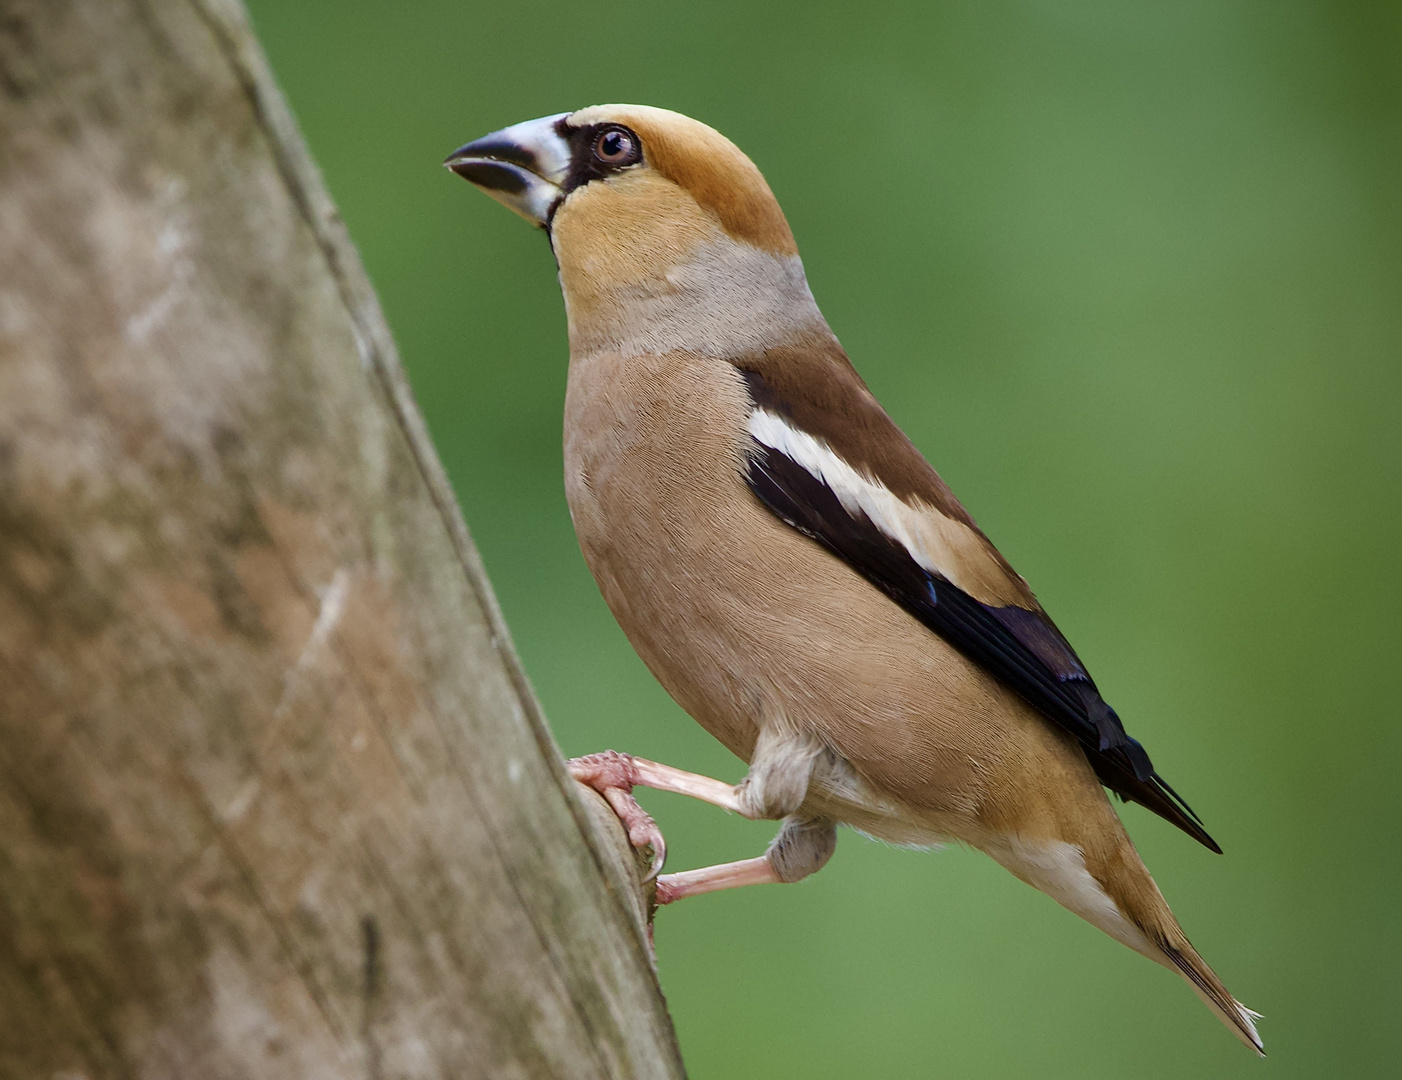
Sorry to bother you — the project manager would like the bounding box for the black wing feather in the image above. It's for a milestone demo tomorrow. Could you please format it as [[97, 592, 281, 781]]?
[[746, 441, 1220, 853]]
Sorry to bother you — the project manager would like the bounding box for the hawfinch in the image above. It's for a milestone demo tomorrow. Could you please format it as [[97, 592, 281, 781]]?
[[446, 105, 1261, 1054]]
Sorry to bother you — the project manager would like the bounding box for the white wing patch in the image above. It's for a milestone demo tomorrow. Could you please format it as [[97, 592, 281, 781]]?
[[747, 408, 1020, 606]]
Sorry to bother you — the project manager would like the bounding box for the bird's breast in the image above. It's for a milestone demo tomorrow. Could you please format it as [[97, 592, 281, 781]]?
[[560, 346, 1057, 838], [563, 347, 765, 757]]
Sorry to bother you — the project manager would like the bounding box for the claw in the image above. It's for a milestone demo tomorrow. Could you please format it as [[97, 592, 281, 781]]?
[[602, 786, 667, 880], [568, 751, 667, 878], [567, 749, 642, 789]]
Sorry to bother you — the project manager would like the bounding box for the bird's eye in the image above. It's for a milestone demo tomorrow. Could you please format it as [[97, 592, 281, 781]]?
[[593, 128, 639, 166]]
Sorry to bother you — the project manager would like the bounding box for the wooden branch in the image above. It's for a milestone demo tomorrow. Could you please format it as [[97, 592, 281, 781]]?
[[0, 0, 681, 1075]]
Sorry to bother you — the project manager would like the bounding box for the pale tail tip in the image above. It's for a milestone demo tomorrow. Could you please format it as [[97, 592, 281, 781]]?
[[1234, 1001, 1265, 1057]]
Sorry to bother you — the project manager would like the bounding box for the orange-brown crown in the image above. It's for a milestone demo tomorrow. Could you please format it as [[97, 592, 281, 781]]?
[[565, 105, 797, 256]]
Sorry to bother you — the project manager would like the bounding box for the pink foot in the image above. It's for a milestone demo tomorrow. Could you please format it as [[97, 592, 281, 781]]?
[[567, 751, 667, 880]]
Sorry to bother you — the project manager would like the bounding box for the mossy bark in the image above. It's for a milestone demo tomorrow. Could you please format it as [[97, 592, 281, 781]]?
[[0, 1, 680, 1076]]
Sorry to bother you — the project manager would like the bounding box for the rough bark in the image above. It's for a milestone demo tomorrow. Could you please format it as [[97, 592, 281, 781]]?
[[0, 1, 682, 1077]]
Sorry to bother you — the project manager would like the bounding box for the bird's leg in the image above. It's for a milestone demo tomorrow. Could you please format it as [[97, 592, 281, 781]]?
[[569, 750, 747, 811], [652, 857, 779, 902], [568, 734, 835, 897], [567, 751, 749, 879], [656, 816, 837, 904]]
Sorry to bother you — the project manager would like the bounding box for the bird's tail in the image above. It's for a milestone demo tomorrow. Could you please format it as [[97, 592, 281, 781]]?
[[990, 810, 1264, 1055], [1090, 836, 1265, 1056], [1149, 927, 1264, 1056]]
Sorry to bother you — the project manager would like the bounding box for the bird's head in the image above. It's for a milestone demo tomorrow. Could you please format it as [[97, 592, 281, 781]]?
[[447, 105, 825, 357]]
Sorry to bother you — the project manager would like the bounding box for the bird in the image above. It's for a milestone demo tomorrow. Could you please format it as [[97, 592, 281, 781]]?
[[445, 104, 1262, 1054]]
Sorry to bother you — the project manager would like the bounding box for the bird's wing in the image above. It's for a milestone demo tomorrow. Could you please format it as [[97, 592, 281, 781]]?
[[737, 358, 1219, 852]]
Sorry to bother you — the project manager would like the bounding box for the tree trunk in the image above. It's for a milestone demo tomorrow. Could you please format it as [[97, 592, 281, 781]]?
[[0, 1, 682, 1076]]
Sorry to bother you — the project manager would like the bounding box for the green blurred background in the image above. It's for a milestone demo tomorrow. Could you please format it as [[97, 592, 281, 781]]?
[[245, 2, 1400, 1075]]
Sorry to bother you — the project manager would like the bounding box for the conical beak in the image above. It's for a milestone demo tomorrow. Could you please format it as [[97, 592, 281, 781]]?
[[445, 113, 572, 226]]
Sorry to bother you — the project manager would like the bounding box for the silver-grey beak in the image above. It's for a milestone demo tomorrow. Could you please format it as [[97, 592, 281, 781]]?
[[445, 113, 572, 226]]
